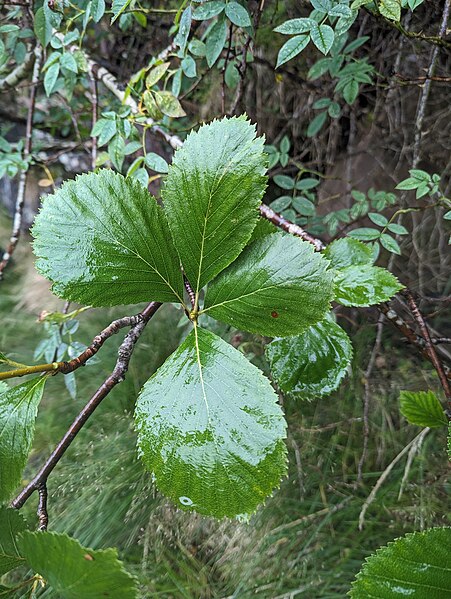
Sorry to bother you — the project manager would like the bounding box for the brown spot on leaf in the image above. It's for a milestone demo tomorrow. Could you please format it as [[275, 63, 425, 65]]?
[[83, 554, 94, 561], [271, 311, 279, 318]]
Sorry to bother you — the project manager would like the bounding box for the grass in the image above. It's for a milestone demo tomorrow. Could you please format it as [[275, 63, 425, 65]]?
[[1, 221, 449, 598]]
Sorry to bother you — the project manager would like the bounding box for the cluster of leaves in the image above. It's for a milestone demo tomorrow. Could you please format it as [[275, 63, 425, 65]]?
[[269, 171, 320, 221], [0, 118, 402, 531], [0, 23, 33, 74], [350, 0, 425, 22], [0, 135, 30, 179]]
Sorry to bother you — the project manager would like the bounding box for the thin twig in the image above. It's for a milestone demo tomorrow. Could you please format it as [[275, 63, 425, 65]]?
[[0, 45, 42, 279], [37, 485, 48, 531], [259, 204, 325, 250], [11, 302, 161, 512]]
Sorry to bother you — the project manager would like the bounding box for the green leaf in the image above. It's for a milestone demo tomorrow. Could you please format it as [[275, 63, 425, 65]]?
[[368, 212, 388, 227], [44, 62, 59, 96], [270, 196, 292, 212], [310, 24, 334, 55], [295, 177, 320, 190], [276, 34, 310, 67], [395, 177, 419, 190], [292, 196, 315, 216], [380, 233, 401, 254], [400, 390, 447, 428], [349, 527, 451, 598], [378, 0, 401, 21], [224, 61, 240, 88], [162, 116, 267, 293], [343, 79, 359, 104], [0, 378, 46, 502], [205, 16, 227, 67], [0, 507, 27, 576], [91, 0, 105, 22], [32, 170, 184, 306], [135, 327, 287, 518], [307, 111, 327, 137], [225, 1, 251, 27], [348, 227, 381, 241], [153, 91, 186, 117], [111, 0, 132, 23], [60, 52, 78, 73], [18, 531, 137, 598], [274, 18, 315, 35], [0, 352, 8, 362], [324, 238, 373, 269], [387, 223, 408, 235], [333, 265, 403, 307], [145, 62, 170, 87], [273, 174, 295, 189], [267, 316, 352, 400], [34, 7, 52, 47], [174, 6, 192, 54], [144, 152, 169, 173], [203, 232, 333, 337], [192, 1, 225, 20], [181, 54, 197, 78]]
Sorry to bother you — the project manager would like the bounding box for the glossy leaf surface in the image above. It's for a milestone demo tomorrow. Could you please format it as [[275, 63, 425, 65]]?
[[333, 265, 402, 307], [18, 531, 137, 599], [350, 527, 451, 598], [162, 116, 267, 293], [203, 232, 333, 336], [400, 390, 447, 428], [32, 170, 184, 306], [0, 378, 46, 502], [0, 507, 27, 576], [323, 238, 373, 269], [267, 317, 353, 400], [135, 327, 287, 518]]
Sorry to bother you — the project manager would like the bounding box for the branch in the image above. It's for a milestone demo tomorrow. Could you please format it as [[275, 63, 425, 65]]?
[[0, 308, 153, 381], [259, 204, 325, 251], [404, 290, 451, 411], [0, 45, 42, 279], [11, 301, 162, 511]]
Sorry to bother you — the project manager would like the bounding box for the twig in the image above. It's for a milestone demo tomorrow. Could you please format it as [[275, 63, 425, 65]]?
[[11, 302, 161, 512], [358, 428, 429, 530], [0, 45, 42, 279], [37, 485, 48, 531], [0, 307, 156, 381], [259, 204, 325, 251], [404, 290, 451, 410]]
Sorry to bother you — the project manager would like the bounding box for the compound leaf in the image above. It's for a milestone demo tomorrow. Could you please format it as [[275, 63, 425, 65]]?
[[350, 527, 451, 598], [333, 265, 402, 307], [0, 378, 46, 502], [400, 390, 447, 428], [135, 327, 287, 518], [267, 316, 353, 400], [0, 507, 27, 576], [32, 170, 184, 306], [163, 116, 267, 293], [203, 232, 333, 337], [18, 531, 137, 599]]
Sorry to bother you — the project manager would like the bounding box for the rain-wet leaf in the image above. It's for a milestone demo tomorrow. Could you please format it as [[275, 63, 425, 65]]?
[[323, 238, 373, 270], [135, 327, 287, 518], [0, 507, 27, 576], [333, 265, 402, 307], [349, 527, 451, 597], [163, 116, 267, 293], [400, 390, 447, 428], [0, 378, 46, 502], [32, 170, 184, 306], [18, 531, 137, 598], [203, 232, 333, 337], [267, 316, 353, 399]]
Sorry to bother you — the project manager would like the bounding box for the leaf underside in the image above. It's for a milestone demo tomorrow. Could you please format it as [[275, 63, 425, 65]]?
[[32, 170, 184, 307], [400, 390, 447, 428], [162, 116, 268, 293], [0, 507, 27, 576], [333, 265, 403, 307], [204, 232, 334, 337], [267, 316, 353, 400], [135, 326, 287, 518], [349, 527, 451, 598]]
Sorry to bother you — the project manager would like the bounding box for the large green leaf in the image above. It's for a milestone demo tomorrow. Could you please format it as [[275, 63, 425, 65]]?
[[203, 232, 333, 337], [400, 390, 447, 428], [266, 316, 353, 400], [32, 170, 184, 306], [333, 265, 402, 307], [18, 531, 137, 599], [323, 238, 373, 269], [0, 378, 46, 502], [135, 326, 287, 518], [349, 527, 451, 597], [0, 507, 27, 576], [162, 116, 267, 294]]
